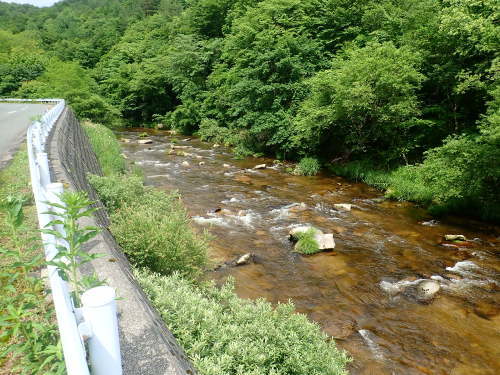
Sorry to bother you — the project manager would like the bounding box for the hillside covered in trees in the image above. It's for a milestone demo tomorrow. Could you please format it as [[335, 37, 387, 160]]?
[[1, 0, 498, 221]]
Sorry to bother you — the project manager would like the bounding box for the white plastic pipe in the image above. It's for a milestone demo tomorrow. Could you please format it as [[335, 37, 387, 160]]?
[[81, 286, 122, 375]]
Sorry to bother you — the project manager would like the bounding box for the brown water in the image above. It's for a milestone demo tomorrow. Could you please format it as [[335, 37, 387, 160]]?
[[120, 130, 500, 375]]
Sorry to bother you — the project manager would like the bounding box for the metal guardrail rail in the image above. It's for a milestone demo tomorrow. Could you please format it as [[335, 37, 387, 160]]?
[[1, 99, 122, 375]]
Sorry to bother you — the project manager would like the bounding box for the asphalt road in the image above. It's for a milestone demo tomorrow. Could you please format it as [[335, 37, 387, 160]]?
[[0, 102, 50, 166]]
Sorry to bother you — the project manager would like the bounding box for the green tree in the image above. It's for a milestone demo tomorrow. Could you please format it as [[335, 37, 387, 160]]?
[[292, 42, 425, 164]]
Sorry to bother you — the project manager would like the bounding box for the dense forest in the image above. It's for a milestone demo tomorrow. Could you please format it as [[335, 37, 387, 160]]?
[[0, 0, 498, 221]]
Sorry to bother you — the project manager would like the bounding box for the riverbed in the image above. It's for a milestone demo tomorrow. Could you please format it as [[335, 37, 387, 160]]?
[[119, 130, 499, 375]]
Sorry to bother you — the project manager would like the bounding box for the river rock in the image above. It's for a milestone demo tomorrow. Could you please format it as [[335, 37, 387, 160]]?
[[199, 161, 205, 166], [172, 145, 190, 149], [289, 226, 335, 250], [254, 164, 266, 169], [120, 138, 131, 143], [138, 139, 153, 144], [195, 155, 203, 159], [213, 143, 220, 148], [316, 233, 335, 250], [235, 253, 253, 266], [181, 161, 190, 167], [416, 279, 440, 300], [223, 163, 231, 168], [421, 219, 439, 226], [334, 203, 352, 211], [444, 234, 466, 241]]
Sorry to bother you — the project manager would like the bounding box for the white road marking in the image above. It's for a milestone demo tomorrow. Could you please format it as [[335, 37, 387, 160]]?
[[7, 111, 17, 114]]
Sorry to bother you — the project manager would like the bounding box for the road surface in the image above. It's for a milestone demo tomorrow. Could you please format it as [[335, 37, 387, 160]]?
[[0, 102, 51, 166]]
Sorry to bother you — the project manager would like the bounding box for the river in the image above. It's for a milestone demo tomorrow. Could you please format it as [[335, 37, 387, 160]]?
[[119, 129, 499, 375]]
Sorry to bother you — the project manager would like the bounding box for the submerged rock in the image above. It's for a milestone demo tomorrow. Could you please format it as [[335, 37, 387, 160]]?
[[334, 203, 352, 211], [138, 139, 153, 144], [181, 161, 190, 167]]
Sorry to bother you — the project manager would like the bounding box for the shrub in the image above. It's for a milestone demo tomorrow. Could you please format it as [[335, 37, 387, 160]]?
[[83, 121, 126, 176], [293, 157, 321, 176], [88, 174, 144, 212], [90, 174, 208, 279], [135, 269, 350, 375], [293, 228, 320, 255]]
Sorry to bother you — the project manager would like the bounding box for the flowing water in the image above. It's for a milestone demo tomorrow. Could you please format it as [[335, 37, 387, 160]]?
[[119, 130, 500, 375]]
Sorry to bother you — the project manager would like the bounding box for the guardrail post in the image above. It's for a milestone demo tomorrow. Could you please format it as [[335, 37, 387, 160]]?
[[82, 286, 122, 375]]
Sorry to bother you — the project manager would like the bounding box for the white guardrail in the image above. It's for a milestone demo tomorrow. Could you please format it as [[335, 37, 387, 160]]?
[[2, 99, 122, 375]]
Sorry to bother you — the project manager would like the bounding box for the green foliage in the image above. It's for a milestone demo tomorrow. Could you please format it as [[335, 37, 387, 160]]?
[[42, 191, 102, 305], [0, 30, 47, 96], [82, 121, 127, 176], [0, 149, 64, 374], [292, 41, 425, 163], [293, 229, 321, 255], [293, 157, 320, 176], [90, 175, 208, 280], [15, 59, 119, 124], [1, 0, 499, 221], [135, 269, 350, 375], [88, 174, 144, 212]]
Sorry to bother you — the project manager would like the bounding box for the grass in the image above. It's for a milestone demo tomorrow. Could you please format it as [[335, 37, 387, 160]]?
[[82, 121, 126, 176], [0, 147, 64, 375], [293, 229, 321, 255], [328, 160, 434, 204], [293, 157, 321, 176]]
